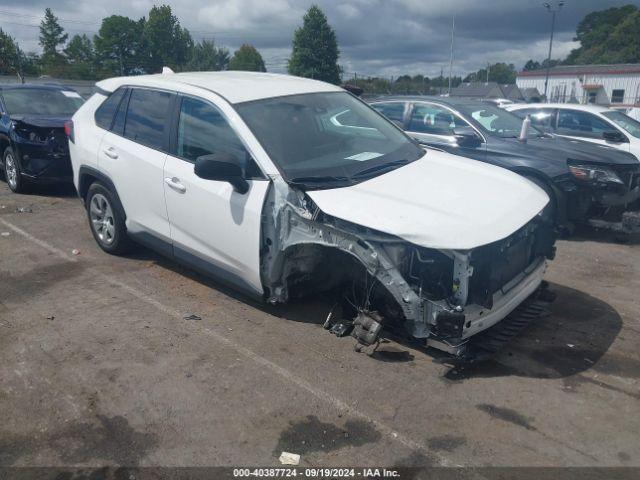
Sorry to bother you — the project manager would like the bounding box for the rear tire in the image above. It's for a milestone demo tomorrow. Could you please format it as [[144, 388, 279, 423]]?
[[86, 182, 132, 255], [3, 147, 26, 193]]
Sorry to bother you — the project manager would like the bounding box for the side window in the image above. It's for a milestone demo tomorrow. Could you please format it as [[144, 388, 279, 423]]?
[[94, 88, 126, 130], [556, 110, 612, 139], [124, 88, 173, 150], [515, 108, 555, 131], [408, 104, 468, 135], [372, 103, 405, 124], [177, 96, 261, 177]]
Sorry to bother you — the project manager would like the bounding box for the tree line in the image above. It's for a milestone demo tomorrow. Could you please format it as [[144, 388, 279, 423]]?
[[0, 5, 267, 80]]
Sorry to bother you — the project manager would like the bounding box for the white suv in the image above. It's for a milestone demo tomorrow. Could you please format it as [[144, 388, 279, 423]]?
[[69, 71, 555, 357], [507, 103, 640, 161]]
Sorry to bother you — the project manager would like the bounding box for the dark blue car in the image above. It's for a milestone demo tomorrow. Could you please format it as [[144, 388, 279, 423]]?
[[0, 84, 84, 193]]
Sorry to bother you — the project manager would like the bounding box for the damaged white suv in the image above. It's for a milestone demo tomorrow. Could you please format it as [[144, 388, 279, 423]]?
[[69, 71, 556, 358]]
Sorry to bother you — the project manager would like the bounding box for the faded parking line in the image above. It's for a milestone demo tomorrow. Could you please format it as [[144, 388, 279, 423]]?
[[0, 216, 451, 466]]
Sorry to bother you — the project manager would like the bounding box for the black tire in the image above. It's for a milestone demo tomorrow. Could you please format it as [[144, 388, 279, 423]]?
[[525, 175, 557, 226], [85, 182, 133, 255], [3, 147, 26, 193]]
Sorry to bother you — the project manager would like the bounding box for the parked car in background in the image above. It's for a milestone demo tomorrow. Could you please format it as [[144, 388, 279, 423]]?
[[68, 71, 557, 359], [0, 84, 85, 193], [371, 97, 640, 234], [506, 103, 640, 161]]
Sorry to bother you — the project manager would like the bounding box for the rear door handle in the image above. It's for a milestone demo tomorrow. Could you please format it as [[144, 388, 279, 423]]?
[[164, 176, 186, 193], [103, 147, 118, 159]]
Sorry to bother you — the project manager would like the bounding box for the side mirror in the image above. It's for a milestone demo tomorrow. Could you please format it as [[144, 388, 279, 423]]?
[[453, 126, 482, 147], [194, 153, 249, 194], [602, 130, 628, 143]]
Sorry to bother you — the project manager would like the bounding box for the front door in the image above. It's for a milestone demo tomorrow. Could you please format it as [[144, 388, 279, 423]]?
[[163, 95, 269, 295]]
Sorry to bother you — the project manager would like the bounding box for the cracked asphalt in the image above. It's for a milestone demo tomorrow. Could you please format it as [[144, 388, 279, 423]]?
[[0, 182, 639, 469]]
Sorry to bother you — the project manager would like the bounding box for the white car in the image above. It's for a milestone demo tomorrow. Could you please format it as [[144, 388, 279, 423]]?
[[506, 103, 640, 160], [68, 71, 555, 358]]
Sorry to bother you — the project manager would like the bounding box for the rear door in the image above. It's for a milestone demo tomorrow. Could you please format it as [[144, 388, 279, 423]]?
[[163, 94, 270, 295], [98, 87, 174, 246]]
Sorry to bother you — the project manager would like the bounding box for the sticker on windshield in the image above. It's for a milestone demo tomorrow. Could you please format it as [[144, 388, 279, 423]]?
[[345, 151, 383, 161], [62, 91, 82, 98]]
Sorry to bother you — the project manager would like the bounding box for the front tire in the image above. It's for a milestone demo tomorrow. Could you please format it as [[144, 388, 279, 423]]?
[[86, 182, 132, 255], [3, 147, 25, 193]]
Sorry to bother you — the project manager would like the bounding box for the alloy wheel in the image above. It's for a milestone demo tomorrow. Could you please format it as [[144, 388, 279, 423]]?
[[5, 153, 18, 190], [89, 193, 116, 245]]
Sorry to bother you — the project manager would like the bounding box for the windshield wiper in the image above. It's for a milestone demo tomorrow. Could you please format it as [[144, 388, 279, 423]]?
[[288, 175, 351, 188], [352, 159, 409, 179]]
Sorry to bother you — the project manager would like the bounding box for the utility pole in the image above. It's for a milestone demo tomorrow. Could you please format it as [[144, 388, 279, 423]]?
[[448, 16, 455, 95], [543, 1, 564, 101]]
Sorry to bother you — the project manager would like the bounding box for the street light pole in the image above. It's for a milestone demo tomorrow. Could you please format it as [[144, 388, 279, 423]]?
[[543, 1, 564, 102], [448, 15, 455, 95]]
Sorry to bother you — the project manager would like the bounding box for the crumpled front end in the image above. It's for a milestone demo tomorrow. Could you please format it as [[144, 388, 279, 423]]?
[[10, 120, 73, 182], [562, 163, 640, 234], [260, 177, 557, 357]]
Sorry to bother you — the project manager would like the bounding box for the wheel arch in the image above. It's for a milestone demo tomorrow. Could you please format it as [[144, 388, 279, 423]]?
[[78, 166, 127, 221]]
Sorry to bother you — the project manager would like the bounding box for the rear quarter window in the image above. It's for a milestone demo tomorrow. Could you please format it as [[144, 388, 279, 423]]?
[[94, 88, 127, 130]]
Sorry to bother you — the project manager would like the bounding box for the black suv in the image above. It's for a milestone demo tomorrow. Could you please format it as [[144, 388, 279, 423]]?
[[0, 84, 85, 193], [370, 97, 640, 234]]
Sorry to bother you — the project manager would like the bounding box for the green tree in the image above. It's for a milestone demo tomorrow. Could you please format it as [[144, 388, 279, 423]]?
[[228, 44, 266, 72], [565, 5, 640, 64], [64, 34, 95, 79], [288, 5, 340, 84], [94, 15, 146, 76], [144, 5, 193, 72], [186, 39, 229, 71], [523, 59, 541, 71], [464, 63, 517, 84], [39, 8, 68, 68], [0, 28, 20, 75]]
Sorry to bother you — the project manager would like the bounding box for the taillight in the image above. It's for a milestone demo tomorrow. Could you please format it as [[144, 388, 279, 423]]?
[[64, 120, 74, 143]]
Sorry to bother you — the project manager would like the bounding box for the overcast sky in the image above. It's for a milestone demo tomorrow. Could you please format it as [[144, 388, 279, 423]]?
[[0, 0, 637, 78]]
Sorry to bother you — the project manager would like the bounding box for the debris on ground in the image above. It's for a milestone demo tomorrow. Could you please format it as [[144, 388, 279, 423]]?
[[278, 451, 300, 465], [71, 249, 81, 255], [1, 232, 10, 237], [46, 316, 55, 321], [183, 314, 202, 321], [16, 207, 33, 213]]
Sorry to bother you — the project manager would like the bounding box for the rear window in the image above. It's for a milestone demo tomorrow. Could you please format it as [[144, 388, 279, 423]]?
[[124, 89, 173, 150], [2, 88, 84, 116], [95, 88, 126, 130]]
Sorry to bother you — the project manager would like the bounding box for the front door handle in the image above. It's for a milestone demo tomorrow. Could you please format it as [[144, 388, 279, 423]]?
[[164, 176, 186, 193], [103, 147, 118, 159]]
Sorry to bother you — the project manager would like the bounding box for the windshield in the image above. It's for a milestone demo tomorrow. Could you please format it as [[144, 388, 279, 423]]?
[[460, 103, 541, 138], [1, 88, 85, 117], [602, 110, 640, 139], [235, 92, 424, 188]]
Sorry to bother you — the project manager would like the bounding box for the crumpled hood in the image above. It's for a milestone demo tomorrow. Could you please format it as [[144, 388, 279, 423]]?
[[307, 150, 549, 250], [10, 115, 68, 128]]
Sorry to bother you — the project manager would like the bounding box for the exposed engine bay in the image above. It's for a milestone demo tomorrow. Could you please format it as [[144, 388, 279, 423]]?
[[260, 178, 557, 358]]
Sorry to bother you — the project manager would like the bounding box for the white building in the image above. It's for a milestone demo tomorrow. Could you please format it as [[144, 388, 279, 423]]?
[[516, 64, 640, 107]]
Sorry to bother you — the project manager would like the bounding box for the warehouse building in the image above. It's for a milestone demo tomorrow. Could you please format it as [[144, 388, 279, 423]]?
[[516, 64, 640, 107]]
